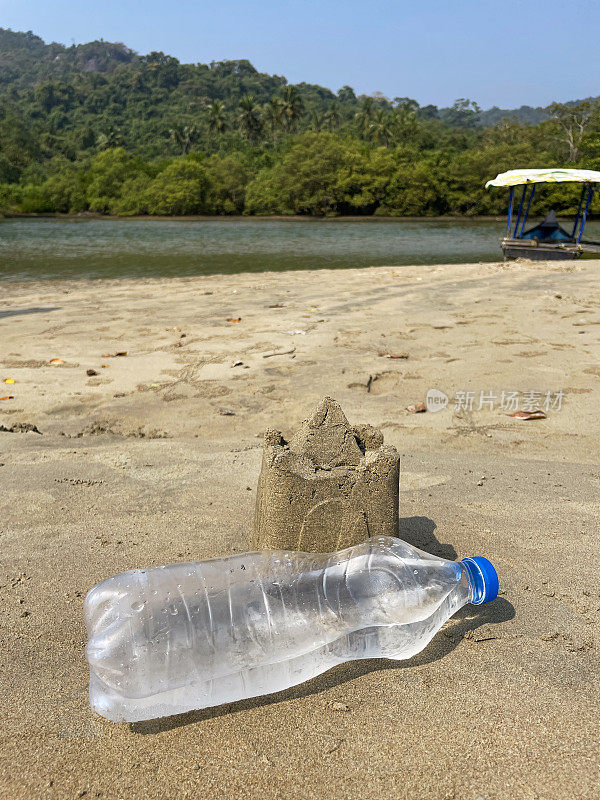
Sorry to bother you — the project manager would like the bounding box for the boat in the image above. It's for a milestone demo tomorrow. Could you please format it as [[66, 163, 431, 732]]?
[[485, 168, 600, 260]]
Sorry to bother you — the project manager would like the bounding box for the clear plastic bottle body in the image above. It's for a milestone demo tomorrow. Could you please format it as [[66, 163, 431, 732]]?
[[85, 537, 475, 722]]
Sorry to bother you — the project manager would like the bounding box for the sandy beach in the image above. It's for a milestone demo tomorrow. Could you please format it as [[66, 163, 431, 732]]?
[[1, 258, 599, 799]]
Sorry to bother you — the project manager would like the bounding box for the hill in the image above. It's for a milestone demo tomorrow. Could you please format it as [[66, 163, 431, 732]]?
[[0, 27, 599, 217]]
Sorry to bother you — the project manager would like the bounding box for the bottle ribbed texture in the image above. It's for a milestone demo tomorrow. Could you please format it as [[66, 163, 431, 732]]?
[[85, 537, 470, 722]]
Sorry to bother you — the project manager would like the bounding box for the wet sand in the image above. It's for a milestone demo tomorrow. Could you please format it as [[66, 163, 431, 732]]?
[[1, 259, 599, 799]]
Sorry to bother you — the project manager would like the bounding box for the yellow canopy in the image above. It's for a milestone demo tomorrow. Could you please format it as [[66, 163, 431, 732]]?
[[485, 168, 600, 188]]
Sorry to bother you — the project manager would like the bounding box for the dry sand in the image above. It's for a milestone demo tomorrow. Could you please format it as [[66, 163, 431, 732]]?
[[0, 259, 599, 799]]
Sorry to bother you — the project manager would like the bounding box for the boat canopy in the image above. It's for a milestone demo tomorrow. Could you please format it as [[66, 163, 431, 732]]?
[[486, 168, 600, 188], [488, 169, 600, 247]]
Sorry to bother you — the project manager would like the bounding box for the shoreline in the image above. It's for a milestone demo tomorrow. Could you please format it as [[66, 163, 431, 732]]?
[[2, 212, 508, 223]]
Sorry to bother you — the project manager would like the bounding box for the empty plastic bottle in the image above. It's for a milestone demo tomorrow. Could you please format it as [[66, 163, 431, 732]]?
[[85, 536, 498, 722]]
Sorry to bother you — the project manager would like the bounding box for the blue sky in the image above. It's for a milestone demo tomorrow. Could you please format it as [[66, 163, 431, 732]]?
[[1, 0, 599, 109]]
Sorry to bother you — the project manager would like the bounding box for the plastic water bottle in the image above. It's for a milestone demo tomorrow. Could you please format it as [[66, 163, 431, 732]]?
[[85, 536, 498, 722]]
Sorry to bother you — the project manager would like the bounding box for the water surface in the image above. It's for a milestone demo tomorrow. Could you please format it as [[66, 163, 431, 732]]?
[[2, 217, 598, 281]]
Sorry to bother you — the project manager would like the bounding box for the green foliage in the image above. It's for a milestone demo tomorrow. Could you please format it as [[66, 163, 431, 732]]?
[[204, 154, 249, 214], [142, 158, 209, 215], [245, 133, 393, 215], [378, 158, 448, 216], [0, 182, 22, 213], [86, 148, 148, 213], [42, 166, 88, 213], [236, 95, 263, 142], [1, 27, 600, 218], [19, 183, 54, 213], [107, 175, 152, 215]]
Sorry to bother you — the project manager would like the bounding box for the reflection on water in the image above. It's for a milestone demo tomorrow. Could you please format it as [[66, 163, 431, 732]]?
[[2, 217, 599, 281]]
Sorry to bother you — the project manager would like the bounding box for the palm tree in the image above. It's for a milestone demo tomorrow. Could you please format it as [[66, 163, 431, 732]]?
[[207, 100, 227, 136], [96, 126, 122, 150], [323, 102, 341, 131], [263, 96, 284, 140], [369, 109, 394, 147], [169, 123, 201, 155], [391, 103, 418, 143], [237, 94, 263, 142], [280, 85, 304, 133], [310, 111, 324, 132], [354, 97, 376, 139]]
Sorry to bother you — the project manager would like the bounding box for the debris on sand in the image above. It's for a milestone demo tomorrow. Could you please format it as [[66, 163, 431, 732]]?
[[262, 347, 296, 359], [0, 422, 42, 434], [507, 410, 547, 420], [328, 701, 351, 712]]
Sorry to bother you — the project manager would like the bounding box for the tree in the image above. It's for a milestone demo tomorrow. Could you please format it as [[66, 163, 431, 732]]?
[[263, 96, 284, 140], [86, 147, 148, 212], [204, 154, 249, 213], [354, 97, 376, 138], [369, 109, 394, 147], [393, 97, 419, 112], [0, 107, 39, 181], [391, 103, 419, 143], [418, 104, 439, 120], [77, 125, 96, 150], [280, 85, 304, 133], [483, 117, 527, 148], [142, 51, 180, 89], [207, 100, 227, 136], [236, 94, 263, 142], [169, 123, 201, 155], [310, 112, 324, 132], [96, 127, 122, 150], [441, 98, 481, 128], [381, 159, 448, 215], [43, 165, 89, 212], [143, 158, 209, 214], [549, 101, 596, 162], [337, 85, 356, 104], [35, 83, 58, 113], [323, 102, 341, 130], [245, 132, 394, 216]]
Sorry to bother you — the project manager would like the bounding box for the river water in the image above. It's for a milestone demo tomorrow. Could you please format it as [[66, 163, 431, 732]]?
[[1, 217, 599, 281]]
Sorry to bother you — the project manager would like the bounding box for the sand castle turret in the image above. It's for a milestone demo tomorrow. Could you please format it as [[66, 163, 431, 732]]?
[[251, 397, 400, 552]]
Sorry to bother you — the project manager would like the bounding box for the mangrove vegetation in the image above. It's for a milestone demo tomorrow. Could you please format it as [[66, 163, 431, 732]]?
[[1, 28, 600, 217]]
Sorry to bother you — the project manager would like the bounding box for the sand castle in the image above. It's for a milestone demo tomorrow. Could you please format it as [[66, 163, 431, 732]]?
[[251, 397, 400, 552]]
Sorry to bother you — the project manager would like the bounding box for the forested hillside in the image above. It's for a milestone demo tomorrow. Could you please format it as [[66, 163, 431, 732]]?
[[1, 28, 600, 217]]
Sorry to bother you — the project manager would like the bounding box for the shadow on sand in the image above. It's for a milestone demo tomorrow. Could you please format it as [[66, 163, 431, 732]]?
[[0, 306, 61, 320], [130, 517, 514, 734]]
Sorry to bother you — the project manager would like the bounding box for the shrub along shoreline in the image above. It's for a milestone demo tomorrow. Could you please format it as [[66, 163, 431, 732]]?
[[1, 132, 597, 219]]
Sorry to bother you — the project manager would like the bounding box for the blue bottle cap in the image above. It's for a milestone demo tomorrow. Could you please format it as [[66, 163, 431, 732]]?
[[461, 557, 499, 605]]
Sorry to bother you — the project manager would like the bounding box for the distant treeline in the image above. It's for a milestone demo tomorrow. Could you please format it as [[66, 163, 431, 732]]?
[[1, 28, 600, 217]]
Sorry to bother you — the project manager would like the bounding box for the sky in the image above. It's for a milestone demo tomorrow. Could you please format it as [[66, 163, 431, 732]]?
[[1, 0, 600, 109]]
